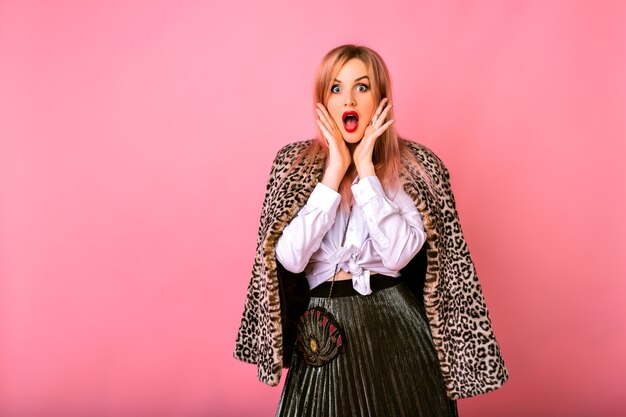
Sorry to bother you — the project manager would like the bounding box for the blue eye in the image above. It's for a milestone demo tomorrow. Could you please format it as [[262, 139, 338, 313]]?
[[331, 85, 341, 94], [356, 84, 369, 92]]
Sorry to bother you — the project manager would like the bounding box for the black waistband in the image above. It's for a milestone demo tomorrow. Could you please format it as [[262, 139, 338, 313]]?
[[309, 274, 403, 298]]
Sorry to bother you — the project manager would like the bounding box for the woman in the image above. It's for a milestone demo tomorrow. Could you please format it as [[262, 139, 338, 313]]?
[[234, 44, 508, 417]]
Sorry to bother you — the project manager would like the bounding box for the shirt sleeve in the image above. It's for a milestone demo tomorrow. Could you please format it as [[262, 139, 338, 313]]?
[[351, 176, 426, 271], [275, 182, 341, 273]]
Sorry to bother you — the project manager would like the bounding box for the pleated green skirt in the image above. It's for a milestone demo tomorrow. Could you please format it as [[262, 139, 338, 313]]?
[[276, 281, 458, 417]]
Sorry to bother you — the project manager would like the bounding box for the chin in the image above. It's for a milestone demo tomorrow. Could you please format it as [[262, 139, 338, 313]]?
[[342, 129, 365, 144]]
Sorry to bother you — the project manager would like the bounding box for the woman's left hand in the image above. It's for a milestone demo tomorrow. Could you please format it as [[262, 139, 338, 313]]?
[[353, 98, 394, 178]]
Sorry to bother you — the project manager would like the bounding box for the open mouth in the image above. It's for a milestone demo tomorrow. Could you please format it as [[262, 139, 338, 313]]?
[[342, 111, 359, 133]]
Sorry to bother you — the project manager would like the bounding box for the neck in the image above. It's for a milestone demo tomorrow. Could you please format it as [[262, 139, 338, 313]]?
[[343, 166, 358, 183]]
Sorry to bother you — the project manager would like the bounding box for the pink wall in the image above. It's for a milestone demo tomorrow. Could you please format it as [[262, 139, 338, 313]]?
[[1, 1, 625, 416]]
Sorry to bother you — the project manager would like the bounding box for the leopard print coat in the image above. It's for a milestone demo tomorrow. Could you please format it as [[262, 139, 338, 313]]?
[[234, 139, 509, 399]]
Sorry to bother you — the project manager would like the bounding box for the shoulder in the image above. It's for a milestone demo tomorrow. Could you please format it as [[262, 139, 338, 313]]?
[[400, 138, 450, 181], [265, 139, 321, 186], [273, 139, 316, 164]]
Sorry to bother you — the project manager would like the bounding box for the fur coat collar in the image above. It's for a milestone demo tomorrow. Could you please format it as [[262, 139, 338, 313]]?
[[234, 139, 509, 399]]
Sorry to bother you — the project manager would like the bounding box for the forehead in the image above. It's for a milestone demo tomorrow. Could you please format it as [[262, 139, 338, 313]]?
[[334, 58, 369, 81]]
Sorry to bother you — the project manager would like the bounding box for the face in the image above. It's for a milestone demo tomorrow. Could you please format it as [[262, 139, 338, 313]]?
[[326, 58, 376, 144]]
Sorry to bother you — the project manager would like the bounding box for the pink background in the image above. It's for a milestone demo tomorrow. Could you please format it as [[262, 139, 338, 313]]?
[[1, 1, 625, 416]]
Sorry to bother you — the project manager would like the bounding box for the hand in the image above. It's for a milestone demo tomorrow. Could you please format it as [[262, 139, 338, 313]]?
[[353, 98, 395, 178], [316, 103, 351, 190]]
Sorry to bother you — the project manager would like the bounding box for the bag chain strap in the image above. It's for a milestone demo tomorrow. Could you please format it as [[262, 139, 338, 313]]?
[[327, 204, 354, 300]]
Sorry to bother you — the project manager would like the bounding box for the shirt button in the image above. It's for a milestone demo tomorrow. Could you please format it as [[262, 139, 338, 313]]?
[[349, 227, 354, 231]]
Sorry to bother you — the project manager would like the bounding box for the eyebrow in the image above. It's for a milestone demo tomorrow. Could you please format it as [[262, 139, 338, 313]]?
[[333, 75, 370, 84]]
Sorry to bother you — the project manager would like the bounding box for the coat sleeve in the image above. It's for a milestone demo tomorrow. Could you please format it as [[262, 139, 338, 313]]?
[[234, 140, 319, 387], [419, 144, 510, 399], [233, 143, 299, 367]]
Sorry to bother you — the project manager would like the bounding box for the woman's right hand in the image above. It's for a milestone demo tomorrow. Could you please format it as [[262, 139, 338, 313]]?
[[316, 103, 350, 191]]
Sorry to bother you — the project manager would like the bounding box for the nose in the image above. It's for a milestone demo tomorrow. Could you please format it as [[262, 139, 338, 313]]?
[[344, 91, 355, 107]]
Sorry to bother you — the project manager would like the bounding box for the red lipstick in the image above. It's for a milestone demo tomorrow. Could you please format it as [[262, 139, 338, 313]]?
[[342, 111, 359, 133]]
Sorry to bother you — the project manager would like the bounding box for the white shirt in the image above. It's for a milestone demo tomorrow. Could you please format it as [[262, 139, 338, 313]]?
[[275, 175, 426, 295]]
